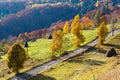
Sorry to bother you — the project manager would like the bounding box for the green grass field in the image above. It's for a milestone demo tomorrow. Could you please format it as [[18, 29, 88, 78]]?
[[28, 24, 117, 60], [28, 33, 120, 80], [28, 28, 98, 59]]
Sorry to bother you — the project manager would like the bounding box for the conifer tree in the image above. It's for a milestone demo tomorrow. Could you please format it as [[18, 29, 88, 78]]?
[[97, 22, 108, 45], [51, 30, 63, 55], [71, 15, 85, 48], [63, 21, 69, 34], [6, 42, 27, 74]]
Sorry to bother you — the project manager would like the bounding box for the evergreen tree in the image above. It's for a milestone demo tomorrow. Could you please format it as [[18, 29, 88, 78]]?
[[6, 42, 27, 74], [63, 21, 69, 34], [97, 22, 108, 45]]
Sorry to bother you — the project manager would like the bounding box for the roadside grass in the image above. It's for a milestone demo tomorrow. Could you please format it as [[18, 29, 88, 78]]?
[[29, 52, 116, 80], [28, 33, 120, 80]]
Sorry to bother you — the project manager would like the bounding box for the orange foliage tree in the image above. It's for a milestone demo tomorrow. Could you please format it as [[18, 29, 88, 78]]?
[[81, 16, 94, 29]]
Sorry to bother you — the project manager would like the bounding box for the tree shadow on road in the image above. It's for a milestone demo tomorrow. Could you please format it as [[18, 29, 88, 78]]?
[[68, 57, 106, 66], [104, 43, 120, 49], [9, 73, 31, 80], [27, 73, 56, 80], [91, 47, 107, 54], [86, 59, 106, 66], [85, 45, 107, 54]]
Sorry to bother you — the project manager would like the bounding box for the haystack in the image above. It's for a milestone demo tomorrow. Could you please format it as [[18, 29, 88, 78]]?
[[48, 34, 52, 39], [106, 48, 117, 57]]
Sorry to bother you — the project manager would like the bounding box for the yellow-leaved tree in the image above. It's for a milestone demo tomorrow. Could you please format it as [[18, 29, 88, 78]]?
[[97, 22, 108, 45], [6, 41, 27, 74], [71, 14, 85, 48], [51, 30, 63, 58], [63, 21, 69, 34], [71, 14, 80, 30]]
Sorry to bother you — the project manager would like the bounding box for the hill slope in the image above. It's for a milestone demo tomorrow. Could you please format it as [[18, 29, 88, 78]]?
[[28, 33, 120, 80], [0, 3, 79, 39], [0, 0, 119, 39]]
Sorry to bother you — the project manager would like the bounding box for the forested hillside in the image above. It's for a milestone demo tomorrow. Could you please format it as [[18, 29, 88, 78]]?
[[0, 0, 120, 39], [0, 1, 26, 19], [0, 3, 80, 39]]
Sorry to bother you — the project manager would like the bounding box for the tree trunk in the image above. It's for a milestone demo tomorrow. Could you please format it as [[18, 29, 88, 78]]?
[[15, 67, 19, 75]]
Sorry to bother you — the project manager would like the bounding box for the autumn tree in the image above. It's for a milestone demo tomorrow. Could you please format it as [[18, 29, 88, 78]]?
[[71, 15, 85, 48], [51, 30, 63, 57], [6, 42, 27, 74], [97, 22, 108, 45], [71, 14, 80, 29], [63, 21, 69, 34], [81, 16, 94, 29]]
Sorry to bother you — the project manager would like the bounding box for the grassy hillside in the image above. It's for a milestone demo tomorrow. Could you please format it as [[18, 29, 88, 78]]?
[[0, 28, 97, 79], [28, 32, 120, 80], [28, 28, 97, 59]]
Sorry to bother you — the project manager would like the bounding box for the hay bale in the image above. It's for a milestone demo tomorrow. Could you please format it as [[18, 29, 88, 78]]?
[[24, 41, 29, 48], [48, 34, 52, 39], [106, 48, 117, 57]]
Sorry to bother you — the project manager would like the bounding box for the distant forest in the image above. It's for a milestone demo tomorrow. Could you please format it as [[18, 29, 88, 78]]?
[[0, 0, 120, 39], [0, 3, 80, 39]]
